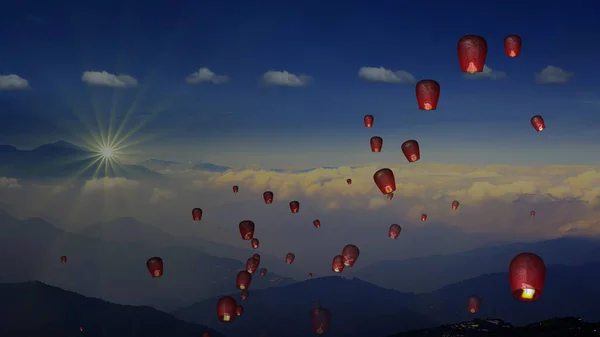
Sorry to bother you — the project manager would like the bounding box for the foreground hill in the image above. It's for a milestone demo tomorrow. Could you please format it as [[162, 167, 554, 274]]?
[[0, 212, 294, 311], [352, 236, 600, 292], [389, 317, 600, 337], [0, 281, 225, 337]]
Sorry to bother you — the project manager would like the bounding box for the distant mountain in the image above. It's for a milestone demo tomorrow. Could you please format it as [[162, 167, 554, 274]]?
[[137, 158, 180, 171], [173, 276, 436, 337], [351, 237, 600, 292], [0, 141, 164, 180], [0, 281, 225, 337], [389, 317, 599, 337], [0, 212, 294, 311], [191, 162, 232, 172]]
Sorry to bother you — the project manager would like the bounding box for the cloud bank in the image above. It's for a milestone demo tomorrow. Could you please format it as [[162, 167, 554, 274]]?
[[535, 66, 573, 84], [0, 74, 30, 90], [185, 67, 230, 85], [262, 70, 312, 87], [81, 71, 139, 88], [358, 66, 416, 84]]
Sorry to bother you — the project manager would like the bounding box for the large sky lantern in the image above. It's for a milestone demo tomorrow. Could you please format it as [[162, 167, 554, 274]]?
[[457, 35, 487, 73], [415, 80, 440, 110], [251, 238, 260, 249], [530, 115, 546, 132], [236, 270, 253, 290], [263, 191, 274, 204], [232, 185, 239, 194], [467, 296, 482, 313], [504, 35, 522, 57], [388, 224, 401, 239], [373, 168, 396, 198], [311, 306, 332, 334], [332, 255, 345, 273], [217, 296, 238, 323], [289, 200, 300, 214], [285, 252, 296, 264], [245, 258, 259, 274], [146, 257, 163, 278], [239, 220, 255, 240], [509, 252, 546, 302], [364, 114, 374, 128], [192, 208, 203, 221], [401, 140, 421, 162], [341, 244, 360, 267], [370, 136, 383, 152], [452, 200, 460, 211], [252, 253, 261, 263]]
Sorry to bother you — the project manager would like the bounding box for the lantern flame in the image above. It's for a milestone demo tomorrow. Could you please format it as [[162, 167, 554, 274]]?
[[521, 287, 535, 299], [509, 50, 516, 57], [223, 314, 231, 322], [239, 285, 245, 290], [467, 62, 478, 73], [423, 103, 432, 110]]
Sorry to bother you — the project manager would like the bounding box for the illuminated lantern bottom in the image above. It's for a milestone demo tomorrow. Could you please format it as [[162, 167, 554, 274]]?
[[467, 62, 479, 73]]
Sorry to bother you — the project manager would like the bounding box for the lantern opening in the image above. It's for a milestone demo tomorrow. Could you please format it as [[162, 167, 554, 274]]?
[[153, 271, 160, 277], [537, 126, 544, 131], [384, 186, 393, 193], [467, 62, 478, 73], [223, 314, 231, 322], [521, 288, 535, 299], [239, 285, 245, 290], [423, 103, 432, 110], [509, 50, 516, 57], [333, 267, 340, 272]]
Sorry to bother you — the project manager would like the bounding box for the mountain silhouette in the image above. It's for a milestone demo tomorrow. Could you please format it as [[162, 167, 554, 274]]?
[[0, 281, 225, 337], [137, 158, 180, 170], [0, 141, 163, 180], [0, 212, 294, 311], [352, 236, 600, 292], [191, 162, 232, 172]]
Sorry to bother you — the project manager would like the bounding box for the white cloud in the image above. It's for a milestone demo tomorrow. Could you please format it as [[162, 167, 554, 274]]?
[[150, 187, 177, 204], [358, 66, 416, 84], [535, 66, 573, 84], [0, 177, 20, 188], [0, 74, 30, 90], [81, 71, 139, 88], [262, 70, 312, 87], [185, 67, 229, 85], [463, 64, 506, 80], [81, 177, 140, 194]]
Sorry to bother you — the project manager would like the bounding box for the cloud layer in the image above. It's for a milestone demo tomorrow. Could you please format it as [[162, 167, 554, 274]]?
[[358, 66, 416, 84], [81, 71, 139, 88], [185, 67, 230, 85], [535, 66, 573, 84], [0, 74, 30, 90], [262, 70, 312, 87]]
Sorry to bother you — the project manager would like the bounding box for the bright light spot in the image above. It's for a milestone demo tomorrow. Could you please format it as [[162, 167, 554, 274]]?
[[100, 146, 114, 159], [521, 288, 535, 299]]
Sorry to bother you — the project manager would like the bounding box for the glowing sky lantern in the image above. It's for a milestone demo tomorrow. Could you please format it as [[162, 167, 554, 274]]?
[[421, 214, 427, 222], [311, 306, 332, 335], [415, 80, 440, 110], [236, 305, 244, 316], [457, 35, 487, 73], [504, 35, 522, 57], [313, 219, 321, 228], [232, 185, 239, 194], [531, 115, 545, 132], [252, 253, 261, 263], [509, 253, 546, 302], [388, 224, 401, 239], [60, 255, 67, 264], [373, 168, 396, 197], [332, 255, 345, 273], [146, 257, 163, 278], [364, 114, 374, 128], [341, 244, 360, 267], [289, 200, 300, 214], [217, 296, 237, 322], [202, 332, 212, 337], [452, 200, 460, 211], [251, 238, 259, 249], [239, 220, 255, 240], [236, 270, 252, 290], [307, 272, 313, 278], [285, 253, 295, 264], [245, 257, 259, 274], [259, 268, 267, 276], [530, 210, 536, 217], [370, 136, 383, 152], [467, 296, 481, 313], [240, 290, 249, 300], [192, 208, 203, 221], [263, 191, 274, 204], [401, 140, 420, 162], [346, 178, 352, 185]]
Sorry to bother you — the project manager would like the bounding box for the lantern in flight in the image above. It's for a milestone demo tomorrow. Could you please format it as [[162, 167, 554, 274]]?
[[311, 306, 332, 335], [457, 35, 487, 73], [364, 115, 374, 128], [504, 35, 522, 57], [388, 224, 401, 239], [60, 255, 67, 264], [530, 210, 535, 217], [308, 272, 313, 278], [509, 252, 546, 302], [415, 80, 440, 110], [260, 268, 267, 276], [452, 200, 460, 210], [241, 290, 249, 300], [233, 185, 239, 194], [374, 168, 396, 196], [421, 214, 427, 222], [263, 191, 274, 204], [217, 296, 237, 322], [236, 270, 252, 290], [236, 305, 244, 316], [370, 136, 383, 152], [346, 178, 352, 185], [401, 140, 420, 162], [289, 201, 300, 214], [192, 208, 203, 221], [313, 219, 321, 228], [285, 253, 295, 264], [332, 255, 345, 273], [341, 244, 360, 267], [251, 238, 259, 249], [467, 296, 481, 313], [239, 220, 255, 240], [146, 257, 163, 278], [202, 332, 211, 337], [531, 115, 545, 132], [246, 258, 259, 274], [252, 253, 261, 263]]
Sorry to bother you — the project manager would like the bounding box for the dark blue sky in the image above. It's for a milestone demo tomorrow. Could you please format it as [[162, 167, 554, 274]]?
[[1, 0, 599, 167]]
